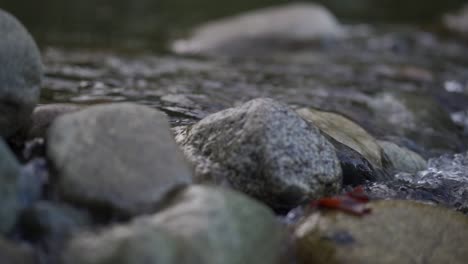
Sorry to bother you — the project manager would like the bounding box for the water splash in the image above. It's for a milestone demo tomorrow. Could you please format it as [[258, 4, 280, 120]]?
[[367, 152, 468, 213]]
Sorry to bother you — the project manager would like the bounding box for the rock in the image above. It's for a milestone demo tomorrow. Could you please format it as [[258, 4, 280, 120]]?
[[0, 139, 21, 234], [19, 201, 91, 264], [294, 200, 468, 264], [19, 201, 92, 242], [176, 98, 341, 210], [62, 185, 284, 264], [172, 3, 344, 55], [378, 140, 427, 173], [24, 104, 82, 139], [326, 136, 380, 186], [366, 151, 468, 213], [47, 103, 193, 217], [0, 238, 35, 264], [443, 4, 468, 38], [0, 9, 42, 137], [297, 108, 383, 168], [297, 108, 388, 185]]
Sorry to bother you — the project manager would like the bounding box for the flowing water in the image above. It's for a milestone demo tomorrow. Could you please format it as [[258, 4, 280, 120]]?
[[3, 0, 468, 214]]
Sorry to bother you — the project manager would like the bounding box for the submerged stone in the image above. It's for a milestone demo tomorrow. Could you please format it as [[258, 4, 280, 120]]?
[[176, 98, 341, 210]]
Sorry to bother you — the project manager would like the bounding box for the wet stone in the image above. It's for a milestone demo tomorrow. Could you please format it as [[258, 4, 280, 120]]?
[[25, 104, 82, 139], [176, 98, 342, 210], [47, 103, 193, 217], [0, 238, 35, 264], [19, 201, 91, 264]]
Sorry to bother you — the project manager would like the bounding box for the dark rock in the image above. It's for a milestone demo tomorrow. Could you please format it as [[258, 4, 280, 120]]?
[[0, 139, 21, 234]]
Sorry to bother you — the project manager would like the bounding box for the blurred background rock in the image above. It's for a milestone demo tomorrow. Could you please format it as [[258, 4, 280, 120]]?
[[0, 0, 466, 50]]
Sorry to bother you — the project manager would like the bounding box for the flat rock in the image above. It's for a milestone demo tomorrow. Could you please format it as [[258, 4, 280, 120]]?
[[47, 103, 193, 217], [0, 9, 42, 137], [172, 2, 344, 55], [297, 108, 382, 168], [295, 200, 468, 264], [62, 185, 285, 264], [176, 98, 342, 209], [0, 139, 21, 234]]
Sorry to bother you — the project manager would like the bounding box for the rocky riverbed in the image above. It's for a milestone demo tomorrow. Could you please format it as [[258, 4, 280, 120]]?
[[1, 2, 468, 264]]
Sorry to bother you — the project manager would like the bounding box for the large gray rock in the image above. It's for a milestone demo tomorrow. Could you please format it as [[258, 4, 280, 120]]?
[[294, 200, 468, 264], [0, 9, 42, 137], [47, 103, 193, 217], [176, 98, 341, 209], [172, 2, 344, 55], [62, 185, 285, 264], [0, 139, 21, 234]]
